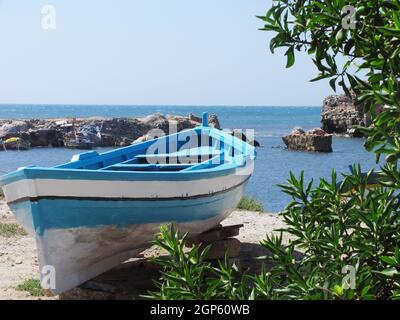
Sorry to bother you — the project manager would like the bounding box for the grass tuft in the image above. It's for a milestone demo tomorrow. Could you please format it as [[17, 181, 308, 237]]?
[[16, 279, 45, 297], [0, 188, 4, 199], [237, 196, 264, 212], [0, 223, 28, 237]]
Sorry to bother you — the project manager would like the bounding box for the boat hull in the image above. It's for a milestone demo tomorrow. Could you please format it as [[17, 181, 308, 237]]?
[[0, 124, 256, 294], [8, 180, 246, 294]]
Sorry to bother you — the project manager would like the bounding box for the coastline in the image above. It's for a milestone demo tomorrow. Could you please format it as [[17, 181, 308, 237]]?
[[0, 198, 287, 300], [0, 113, 221, 151]]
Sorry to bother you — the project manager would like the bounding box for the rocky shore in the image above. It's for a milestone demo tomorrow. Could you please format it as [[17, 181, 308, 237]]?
[[0, 113, 261, 150], [0, 113, 221, 150]]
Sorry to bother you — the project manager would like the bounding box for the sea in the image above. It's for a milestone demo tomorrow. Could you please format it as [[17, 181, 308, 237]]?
[[0, 104, 380, 212]]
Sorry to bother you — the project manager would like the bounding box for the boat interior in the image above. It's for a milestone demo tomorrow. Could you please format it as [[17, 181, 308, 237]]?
[[56, 127, 253, 173]]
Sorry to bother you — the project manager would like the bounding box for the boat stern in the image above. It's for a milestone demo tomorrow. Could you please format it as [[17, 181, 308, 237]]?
[[0, 167, 38, 235]]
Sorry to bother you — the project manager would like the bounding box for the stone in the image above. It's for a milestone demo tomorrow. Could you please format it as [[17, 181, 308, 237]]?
[[98, 118, 149, 147], [208, 113, 221, 130], [282, 128, 332, 152], [166, 115, 196, 132], [119, 137, 134, 147], [308, 127, 327, 136], [132, 134, 154, 144], [321, 93, 371, 137], [139, 113, 169, 133], [291, 127, 305, 135], [28, 129, 64, 147], [188, 113, 202, 123], [0, 121, 29, 139]]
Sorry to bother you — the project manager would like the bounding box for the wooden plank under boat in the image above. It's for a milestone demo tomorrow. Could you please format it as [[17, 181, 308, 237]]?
[[0, 113, 256, 294]]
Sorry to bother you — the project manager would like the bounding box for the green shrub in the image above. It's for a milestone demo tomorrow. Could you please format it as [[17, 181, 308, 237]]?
[[0, 223, 27, 237], [16, 279, 45, 297], [0, 188, 4, 199], [237, 196, 264, 212], [144, 225, 248, 300], [262, 166, 400, 300], [147, 166, 400, 300]]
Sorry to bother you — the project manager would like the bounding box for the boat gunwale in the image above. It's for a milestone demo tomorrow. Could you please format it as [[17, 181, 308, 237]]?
[[0, 159, 253, 185]]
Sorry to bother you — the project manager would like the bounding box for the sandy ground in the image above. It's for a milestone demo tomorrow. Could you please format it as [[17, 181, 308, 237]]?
[[0, 199, 288, 300]]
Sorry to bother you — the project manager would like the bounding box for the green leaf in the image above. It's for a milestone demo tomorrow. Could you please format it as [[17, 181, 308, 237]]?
[[329, 78, 337, 91], [375, 267, 400, 278], [310, 73, 333, 82], [335, 29, 344, 42], [285, 46, 295, 68], [380, 256, 399, 266]]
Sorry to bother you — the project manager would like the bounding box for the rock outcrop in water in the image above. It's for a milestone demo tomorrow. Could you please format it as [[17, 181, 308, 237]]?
[[0, 113, 250, 150], [282, 127, 332, 152], [321, 94, 371, 137]]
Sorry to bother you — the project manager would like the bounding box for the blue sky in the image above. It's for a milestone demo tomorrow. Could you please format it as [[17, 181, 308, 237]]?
[[0, 0, 334, 106]]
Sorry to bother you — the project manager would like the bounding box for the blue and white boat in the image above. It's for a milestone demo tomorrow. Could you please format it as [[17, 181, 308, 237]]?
[[0, 113, 256, 294]]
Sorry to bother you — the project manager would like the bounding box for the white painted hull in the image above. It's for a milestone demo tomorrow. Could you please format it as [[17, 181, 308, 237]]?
[[3, 162, 253, 204], [36, 210, 232, 294]]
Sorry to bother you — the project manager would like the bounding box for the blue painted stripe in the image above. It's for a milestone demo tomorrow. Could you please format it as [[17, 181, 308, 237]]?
[[8, 200, 35, 234], [0, 164, 241, 186], [10, 183, 244, 235]]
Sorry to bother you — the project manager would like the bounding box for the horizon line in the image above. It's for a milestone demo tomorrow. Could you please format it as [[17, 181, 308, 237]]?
[[0, 103, 322, 108]]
